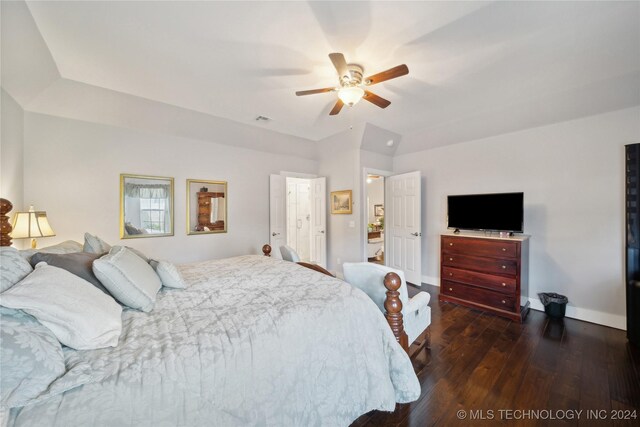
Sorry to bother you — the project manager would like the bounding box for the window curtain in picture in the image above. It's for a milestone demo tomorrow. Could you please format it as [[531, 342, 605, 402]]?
[[124, 183, 171, 233], [209, 197, 225, 223]]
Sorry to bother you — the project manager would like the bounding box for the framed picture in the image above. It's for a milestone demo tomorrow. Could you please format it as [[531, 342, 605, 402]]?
[[330, 190, 352, 214], [120, 174, 174, 239], [187, 179, 228, 235], [374, 204, 384, 217]]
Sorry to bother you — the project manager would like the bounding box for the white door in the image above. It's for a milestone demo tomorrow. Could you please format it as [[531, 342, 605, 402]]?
[[309, 177, 327, 268], [386, 171, 422, 285], [269, 174, 286, 258]]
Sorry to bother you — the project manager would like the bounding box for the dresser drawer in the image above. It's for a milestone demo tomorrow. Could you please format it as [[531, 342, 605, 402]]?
[[442, 253, 518, 276], [442, 236, 518, 259], [441, 280, 516, 312], [442, 266, 516, 294]]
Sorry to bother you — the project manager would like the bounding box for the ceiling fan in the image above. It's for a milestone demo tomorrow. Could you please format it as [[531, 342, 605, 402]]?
[[295, 53, 409, 115]]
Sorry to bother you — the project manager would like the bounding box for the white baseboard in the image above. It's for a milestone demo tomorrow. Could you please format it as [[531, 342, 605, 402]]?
[[528, 298, 626, 331], [417, 276, 625, 331], [421, 275, 439, 286]]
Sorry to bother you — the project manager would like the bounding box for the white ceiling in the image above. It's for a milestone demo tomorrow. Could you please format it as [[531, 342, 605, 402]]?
[[17, 1, 640, 146]]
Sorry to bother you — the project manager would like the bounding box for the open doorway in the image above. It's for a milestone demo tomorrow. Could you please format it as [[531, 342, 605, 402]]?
[[361, 169, 422, 284], [269, 174, 327, 267], [286, 177, 312, 261], [366, 174, 385, 265]]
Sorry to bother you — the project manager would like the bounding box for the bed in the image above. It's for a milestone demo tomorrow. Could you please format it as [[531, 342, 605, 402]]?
[[0, 199, 420, 426]]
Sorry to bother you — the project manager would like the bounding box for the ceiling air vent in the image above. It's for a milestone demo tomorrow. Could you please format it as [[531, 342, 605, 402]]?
[[255, 115, 271, 122]]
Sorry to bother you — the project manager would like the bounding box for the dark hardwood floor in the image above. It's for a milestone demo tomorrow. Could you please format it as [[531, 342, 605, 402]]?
[[352, 284, 640, 426]]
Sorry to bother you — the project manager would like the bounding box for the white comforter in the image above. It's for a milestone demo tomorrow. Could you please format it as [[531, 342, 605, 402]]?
[[9, 255, 420, 426]]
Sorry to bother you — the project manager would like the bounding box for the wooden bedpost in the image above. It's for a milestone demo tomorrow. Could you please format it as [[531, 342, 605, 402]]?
[[0, 198, 13, 247], [262, 244, 272, 257], [384, 272, 409, 353]]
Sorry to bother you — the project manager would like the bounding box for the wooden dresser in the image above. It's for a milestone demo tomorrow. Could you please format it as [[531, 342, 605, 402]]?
[[196, 191, 225, 231], [439, 234, 530, 322]]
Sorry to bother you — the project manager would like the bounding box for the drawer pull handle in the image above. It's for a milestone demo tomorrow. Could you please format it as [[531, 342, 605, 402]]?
[[502, 282, 506, 287], [449, 257, 453, 261], [449, 243, 453, 246], [501, 265, 506, 269], [502, 248, 507, 252], [501, 300, 506, 304], [449, 273, 453, 276], [449, 288, 453, 291]]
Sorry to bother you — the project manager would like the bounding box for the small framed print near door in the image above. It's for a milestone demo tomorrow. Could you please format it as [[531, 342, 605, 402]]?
[[330, 190, 352, 214]]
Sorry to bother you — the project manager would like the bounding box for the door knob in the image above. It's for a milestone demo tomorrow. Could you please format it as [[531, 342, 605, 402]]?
[[411, 232, 421, 236], [320, 230, 325, 234], [272, 232, 280, 236]]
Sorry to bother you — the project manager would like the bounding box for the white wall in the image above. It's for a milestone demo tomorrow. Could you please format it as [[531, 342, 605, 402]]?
[[317, 127, 363, 273], [1, 90, 24, 228], [394, 107, 640, 329], [22, 112, 318, 263]]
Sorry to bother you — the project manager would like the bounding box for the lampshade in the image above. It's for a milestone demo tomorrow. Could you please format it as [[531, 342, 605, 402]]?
[[338, 86, 365, 106], [10, 206, 56, 240]]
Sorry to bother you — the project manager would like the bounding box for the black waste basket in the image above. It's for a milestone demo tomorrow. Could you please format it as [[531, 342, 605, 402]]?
[[538, 293, 568, 319]]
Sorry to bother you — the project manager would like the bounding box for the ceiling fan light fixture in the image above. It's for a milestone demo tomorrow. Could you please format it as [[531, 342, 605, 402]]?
[[338, 86, 365, 107]]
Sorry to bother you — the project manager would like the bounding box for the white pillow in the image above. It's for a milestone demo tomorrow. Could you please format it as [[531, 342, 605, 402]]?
[[93, 246, 161, 312], [150, 260, 187, 289], [83, 233, 111, 254], [0, 263, 122, 350], [111, 245, 148, 263], [0, 247, 34, 293], [19, 240, 83, 262]]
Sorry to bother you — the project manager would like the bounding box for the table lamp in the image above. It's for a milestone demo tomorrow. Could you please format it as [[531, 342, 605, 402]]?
[[10, 205, 56, 248]]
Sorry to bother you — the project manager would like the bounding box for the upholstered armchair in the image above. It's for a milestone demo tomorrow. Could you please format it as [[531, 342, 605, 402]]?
[[279, 245, 300, 262], [343, 262, 431, 353]]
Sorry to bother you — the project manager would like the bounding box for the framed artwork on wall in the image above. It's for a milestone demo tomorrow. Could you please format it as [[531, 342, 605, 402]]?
[[187, 179, 228, 235], [330, 190, 352, 214], [120, 174, 174, 239], [374, 204, 384, 217]]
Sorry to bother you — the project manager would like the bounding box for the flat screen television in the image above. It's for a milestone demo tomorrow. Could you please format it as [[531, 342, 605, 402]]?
[[447, 192, 524, 233]]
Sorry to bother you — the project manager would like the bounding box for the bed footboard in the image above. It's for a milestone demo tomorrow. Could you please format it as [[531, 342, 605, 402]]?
[[383, 272, 409, 352], [262, 244, 409, 353]]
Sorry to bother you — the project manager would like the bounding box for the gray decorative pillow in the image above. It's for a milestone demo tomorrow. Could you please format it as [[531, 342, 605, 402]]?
[[0, 307, 66, 408], [0, 247, 33, 293], [83, 233, 111, 255], [30, 252, 109, 295], [124, 222, 143, 235], [93, 246, 161, 312]]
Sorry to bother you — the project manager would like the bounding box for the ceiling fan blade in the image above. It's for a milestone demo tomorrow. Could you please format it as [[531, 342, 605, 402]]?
[[364, 64, 409, 85], [329, 99, 344, 115], [295, 87, 335, 96], [363, 91, 391, 109], [329, 53, 351, 81]]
